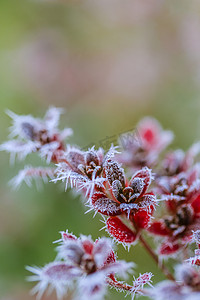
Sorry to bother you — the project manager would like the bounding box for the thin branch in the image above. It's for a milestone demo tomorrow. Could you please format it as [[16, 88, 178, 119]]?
[[106, 276, 150, 296], [139, 235, 175, 281]]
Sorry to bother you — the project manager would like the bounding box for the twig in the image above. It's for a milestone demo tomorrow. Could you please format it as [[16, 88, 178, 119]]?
[[139, 235, 175, 281]]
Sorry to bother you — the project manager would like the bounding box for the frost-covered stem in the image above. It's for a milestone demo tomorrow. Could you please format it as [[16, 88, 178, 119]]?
[[139, 235, 175, 281], [106, 277, 133, 291], [106, 276, 149, 295]]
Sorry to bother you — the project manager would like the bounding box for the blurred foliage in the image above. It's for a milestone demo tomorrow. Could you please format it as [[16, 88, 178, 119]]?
[[1, 0, 200, 299]]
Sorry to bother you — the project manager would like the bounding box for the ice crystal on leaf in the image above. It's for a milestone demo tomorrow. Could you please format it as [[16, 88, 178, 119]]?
[[26, 263, 80, 299], [9, 166, 54, 189], [192, 229, 200, 245], [4, 109, 200, 300], [185, 230, 200, 266], [149, 264, 200, 300], [52, 146, 119, 199], [0, 107, 72, 164], [27, 231, 134, 300], [0, 140, 39, 164], [0, 107, 73, 189], [76, 273, 107, 300], [131, 272, 153, 298], [148, 164, 200, 256], [92, 165, 156, 217], [91, 164, 156, 245]]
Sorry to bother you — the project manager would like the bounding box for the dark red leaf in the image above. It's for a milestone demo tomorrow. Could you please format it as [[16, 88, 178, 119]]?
[[104, 249, 116, 266], [91, 192, 121, 216], [106, 217, 137, 244], [191, 194, 200, 215], [159, 242, 180, 255], [130, 167, 151, 197], [148, 221, 170, 236], [133, 210, 151, 229]]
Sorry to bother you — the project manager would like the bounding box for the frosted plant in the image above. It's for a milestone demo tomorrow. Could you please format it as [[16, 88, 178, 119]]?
[[148, 165, 200, 256], [160, 142, 200, 177], [1, 107, 72, 164], [149, 264, 200, 300], [91, 164, 157, 245], [3, 107, 200, 299], [0, 107, 72, 188], [27, 230, 152, 300], [52, 145, 119, 198], [117, 117, 174, 171]]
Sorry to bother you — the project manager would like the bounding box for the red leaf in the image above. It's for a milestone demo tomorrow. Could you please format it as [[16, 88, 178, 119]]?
[[148, 221, 170, 236], [138, 118, 160, 147], [67, 150, 85, 173], [104, 249, 116, 266], [191, 194, 200, 215], [143, 128, 156, 144], [62, 231, 77, 241], [106, 217, 137, 244], [81, 239, 94, 255], [130, 167, 151, 197], [166, 199, 177, 213], [91, 192, 121, 216], [159, 242, 180, 255], [133, 210, 151, 229]]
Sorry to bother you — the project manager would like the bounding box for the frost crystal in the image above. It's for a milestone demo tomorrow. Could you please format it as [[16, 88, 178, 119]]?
[[1, 107, 72, 164], [9, 166, 54, 189], [4, 110, 200, 300], [27, 231, 134, 300], [131, 272, 153, 298]]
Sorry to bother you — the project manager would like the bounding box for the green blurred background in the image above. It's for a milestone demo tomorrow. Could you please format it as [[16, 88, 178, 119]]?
[[1, 0, 200, 299]]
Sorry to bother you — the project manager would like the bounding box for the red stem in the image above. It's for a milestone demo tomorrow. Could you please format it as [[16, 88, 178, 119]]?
[[106, 277, 149, 296], [139, 235, 175, 281]]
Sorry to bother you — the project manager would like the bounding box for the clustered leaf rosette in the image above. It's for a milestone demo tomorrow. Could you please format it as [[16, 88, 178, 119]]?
[[148, 165, 200, 256], [117, 117, 174, 171], [52, 145, 118, 198], [91, 161, 156, 245], [149, 263, 200, 300], [149, 233, 200, 300], [0, 107, 72, 164], [5, 108, 200, 299], [160, 142, 200, 177], [0, 107, 73, 188], [27, 230, 135, 300]]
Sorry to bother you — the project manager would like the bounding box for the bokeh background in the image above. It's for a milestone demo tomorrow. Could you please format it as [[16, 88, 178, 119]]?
[[1, 0, 200, 299]]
